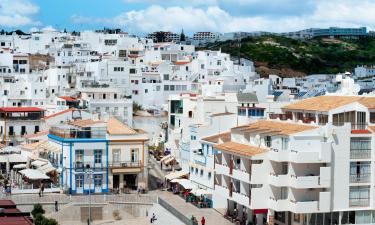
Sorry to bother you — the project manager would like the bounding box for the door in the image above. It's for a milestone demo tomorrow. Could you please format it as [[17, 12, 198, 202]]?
[[113, 175, 119, 189]]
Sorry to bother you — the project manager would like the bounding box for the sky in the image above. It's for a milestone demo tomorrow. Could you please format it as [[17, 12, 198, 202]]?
[[0, 0, 374, 35]]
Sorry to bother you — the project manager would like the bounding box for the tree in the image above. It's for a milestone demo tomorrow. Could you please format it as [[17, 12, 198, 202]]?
[[31, 204, 45, 218], [180, 29, 186, 42]]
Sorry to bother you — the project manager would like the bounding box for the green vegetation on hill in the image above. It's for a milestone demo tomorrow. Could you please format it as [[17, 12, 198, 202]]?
[[201, 35, 375, 77]]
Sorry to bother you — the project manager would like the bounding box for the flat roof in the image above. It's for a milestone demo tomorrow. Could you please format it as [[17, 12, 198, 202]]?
[[0, 107, 45, 113]]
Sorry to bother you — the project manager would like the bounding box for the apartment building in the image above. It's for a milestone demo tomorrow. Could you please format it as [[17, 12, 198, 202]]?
[[0, 107, 45, 146], [210, 95, 375, 225], [47, 117, 148, 194]]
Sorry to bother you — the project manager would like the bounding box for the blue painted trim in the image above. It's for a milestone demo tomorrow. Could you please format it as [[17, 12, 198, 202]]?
[[69, 142, 72, 194], [106, 142, 109, 193], [48, 134, 108, 143], [61, 142, 64, 187]]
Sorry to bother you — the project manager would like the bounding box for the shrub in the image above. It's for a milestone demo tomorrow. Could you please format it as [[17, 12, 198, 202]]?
[[31, 204, 45, 218], [113, 209, 122, 220]]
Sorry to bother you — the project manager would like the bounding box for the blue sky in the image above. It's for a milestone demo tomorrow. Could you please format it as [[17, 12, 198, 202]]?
[[0, 0, 374, 34]]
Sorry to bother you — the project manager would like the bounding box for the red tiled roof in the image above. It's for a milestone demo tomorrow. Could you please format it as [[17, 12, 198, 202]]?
[[0, 217, 33, 225], [0, 107, 45, 112], [0, 200, 16, 207], [174, 61, 190, 65], [43, 108, 75, 120], [59, 96, 77, 101]]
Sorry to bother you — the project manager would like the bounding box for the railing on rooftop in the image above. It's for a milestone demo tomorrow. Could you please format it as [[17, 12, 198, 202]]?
[[49, 126, 107, 139]]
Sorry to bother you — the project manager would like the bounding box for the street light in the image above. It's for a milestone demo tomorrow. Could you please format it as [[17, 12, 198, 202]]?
[[85, 164, 93, 225]]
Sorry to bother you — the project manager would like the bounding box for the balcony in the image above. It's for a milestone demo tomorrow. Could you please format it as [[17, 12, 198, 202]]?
[[350, 150, 371, 159], [232, 168, 251, 183], [214, 185, 229, 198], [216, 164, 230, 176], [268, 198, 289, 212], [290, 199, 319, 214], [73, 162, 105, 172], [49, 126, 106, 139], [109, 160, 142, 168], [350, 174, 371, 183], [269, 173, 289, 187], [232, 192, 250, 207]]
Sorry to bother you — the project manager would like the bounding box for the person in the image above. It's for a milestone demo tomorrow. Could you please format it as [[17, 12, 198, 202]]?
[[160, 161, 163, 170], [150, 213, 157, 223], [38, 187, 42, 197], [201, 216, 205, 225], [55, 201, 58, 212], [41, 183, 44, 197]]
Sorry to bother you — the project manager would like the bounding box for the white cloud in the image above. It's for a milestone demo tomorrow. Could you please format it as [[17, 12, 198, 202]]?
[[0, 0, 40, 27], [72, 0, 375, 33]]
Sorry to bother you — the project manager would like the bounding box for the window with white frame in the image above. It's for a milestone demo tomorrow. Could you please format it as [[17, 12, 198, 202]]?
[[281, 137, 289, 150], [131, 149, 138, 162], [113, 149, 120, 163], [94, 150, 102, 164], [75, 150, 84, 162], [76, 174, 84, 188], [94, 174, 102, 187]]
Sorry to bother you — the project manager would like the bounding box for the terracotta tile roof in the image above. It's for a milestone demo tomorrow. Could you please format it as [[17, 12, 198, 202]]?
[[69, 119, 104, 128], [23, 131, 49, 139], [233, 120, 318, 136], [107, 117, 137, 135], [59, 96, 77, 101], [214, 141, 267, 157], [43, 108, 75, 120], [21, 141, 47, 151], [0, 107, 45, 112], [368, 126, 375, 133], [201, 132, 231, 143], [283, 95, 375, 112], [174, 61, 190, 65]]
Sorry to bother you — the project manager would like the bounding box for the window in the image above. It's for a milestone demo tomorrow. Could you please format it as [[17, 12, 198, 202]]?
[[94, 174, 102, 187], [34, 126, 39, 133], [94, 150, 102, 164], [131, 149, 138, 162], [21, 126, 26, 136], [114, 93, 117, 99], [113, 149, 120, 163], [200, 169, 203, 176], [145, 89, 148, 93], [163, 74, 169, 80], [129, 68, 136, 74], [75, 150, 84, 163], [76, 175, 84, 188], [280, 187, 288, 199], [9, 126, 14, 136], [164, 85, 169, 91], [208, 172, 212, 179], [265, 136, 272, 147]]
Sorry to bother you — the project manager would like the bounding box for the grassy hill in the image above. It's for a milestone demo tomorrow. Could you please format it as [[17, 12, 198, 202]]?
[[201, 35, 375, 77]]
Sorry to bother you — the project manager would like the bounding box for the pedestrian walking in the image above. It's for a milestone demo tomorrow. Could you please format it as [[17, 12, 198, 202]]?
[[38, 187, 42, 197], [41, 183, 44, 197], [55, 201, 58, 212], [201, 216, 206, 225]]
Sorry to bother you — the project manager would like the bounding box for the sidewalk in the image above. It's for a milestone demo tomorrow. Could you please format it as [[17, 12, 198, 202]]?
[[157, 191, 232, 225]]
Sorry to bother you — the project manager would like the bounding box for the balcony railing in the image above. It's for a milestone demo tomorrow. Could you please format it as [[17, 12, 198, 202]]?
[[109, 161, 142, 168], [350, 174, 371, 183], [351, 123, 368, 130], [50, 126, 107, 139], [350, 150, 371, 159], [349, 198, 370, 207]]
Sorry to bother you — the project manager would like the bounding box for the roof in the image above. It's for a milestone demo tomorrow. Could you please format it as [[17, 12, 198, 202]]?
[[0, 217, 33, 225], [23, 130, 49, 139], [368, 126, 375, 133], [0, 107, 45, 113], [237, 92, 258, 103], [210, 112, 235, 117], [107, 117, 137, 135], [43, 108, 75, 120], [58, 96, 77, 101], [283, 95, 375, 112], [69, 119, 104, 128], [201, 132, 231, 144], [233, 120, 318, 136], [214, 141, 267, 157], [174, 61, 190, 65]]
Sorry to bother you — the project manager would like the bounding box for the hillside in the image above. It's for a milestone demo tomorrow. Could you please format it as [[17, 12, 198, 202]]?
[[201, 36, 375, 77]]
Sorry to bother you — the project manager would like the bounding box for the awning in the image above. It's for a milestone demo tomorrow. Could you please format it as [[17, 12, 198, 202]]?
[[31, 160, 48, 168], [0, 154, 27, 163], [19, 169, 50, 180], [174, 179, 196, 190], [38, 164, 56, 174], [160, 155, 173, 163], [13, 163, 27, 169], [40, 142, 61, 153], [191, 188, 212, 196], [165, 170, 188, 180]]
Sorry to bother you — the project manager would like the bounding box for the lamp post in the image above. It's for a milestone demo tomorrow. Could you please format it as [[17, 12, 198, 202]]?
[[85, 165, 93, 225]]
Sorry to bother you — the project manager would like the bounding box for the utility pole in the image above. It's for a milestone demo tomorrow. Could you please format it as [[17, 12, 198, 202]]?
[[85, 165, 93, 225]]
